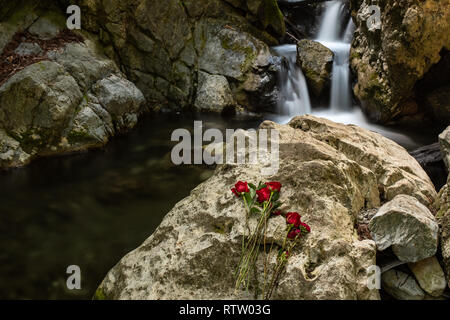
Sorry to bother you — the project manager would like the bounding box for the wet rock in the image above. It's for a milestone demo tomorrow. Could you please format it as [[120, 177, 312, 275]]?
[[194, 72, 235, 112], [13, 42, 42, 56], [382, 269, 425, 300], [296, 39, 333, 97], [369, 195, 439, 263], [408, 256, 446, 297], [96, 115, 435, 300]]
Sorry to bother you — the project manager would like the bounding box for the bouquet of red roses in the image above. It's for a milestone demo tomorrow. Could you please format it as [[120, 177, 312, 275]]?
[[231, 180, 311, 299]]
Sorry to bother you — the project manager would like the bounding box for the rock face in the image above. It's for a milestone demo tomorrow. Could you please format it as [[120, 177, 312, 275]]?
[[296, 39, 333, 97], [70, 0, 284, 113], [95, 115, 436, 300], [0, 33, 146, 168], [408, 256, 446, 297], [369, 195, 439, 263], [382, 269, 425, 300], [349, 0, 450, 123]]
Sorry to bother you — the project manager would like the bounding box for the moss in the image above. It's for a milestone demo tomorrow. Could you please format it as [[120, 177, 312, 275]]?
[[221, 37, 256, 74], [9, 128, 55, 153], [257, 0, 286, 37], [67, 130, 93, 144], [92, 287, 107, 300]]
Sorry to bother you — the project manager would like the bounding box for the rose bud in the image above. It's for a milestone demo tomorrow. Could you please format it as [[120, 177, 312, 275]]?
[[266, 181, 282, 192], [231, 181, 249, 197], [286, 212, 301, 228], [300, 221, 311, 233], [235, 181, 249, 193], [287, 228, 301, 239], [256, 187, 271, 203]]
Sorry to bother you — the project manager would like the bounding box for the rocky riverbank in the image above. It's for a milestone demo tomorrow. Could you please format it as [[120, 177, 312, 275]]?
[[95, 116, 450, 300]]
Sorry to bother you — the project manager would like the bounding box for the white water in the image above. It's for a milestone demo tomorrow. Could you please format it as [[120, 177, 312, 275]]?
[[270, 0, 419, 149], [316, 1, 353, 111], [272, 45, 311, 116]]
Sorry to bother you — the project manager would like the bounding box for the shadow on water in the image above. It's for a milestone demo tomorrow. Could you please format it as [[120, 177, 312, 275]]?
[[0, 112, 261, 299]]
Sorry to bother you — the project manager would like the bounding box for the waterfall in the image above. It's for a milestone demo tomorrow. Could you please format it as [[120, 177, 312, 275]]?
[[269, 0, 417, 148], [316, 0, 345, 41], [272, 45, 311, 118], [316, 0, 353, 111]]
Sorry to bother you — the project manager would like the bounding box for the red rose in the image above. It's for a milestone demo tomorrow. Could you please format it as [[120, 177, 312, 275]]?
[[256, 187, 271, 203], [286, 212, 301, 228], [272, 210, 282, 216], [266, 181, 282, 192], [231, 181, 249, 197], [300, 221, 311, 233], [287, 228, 301, 239], [235, 181, 249, 193]]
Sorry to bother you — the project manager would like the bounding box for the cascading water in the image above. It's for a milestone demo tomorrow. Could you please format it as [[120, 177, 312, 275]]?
[[316, 1, 353, 111], [272, 45, 311, 119], [270, 0, 418, 148]]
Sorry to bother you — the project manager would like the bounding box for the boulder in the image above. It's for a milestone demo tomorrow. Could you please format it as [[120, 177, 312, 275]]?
[[95, 115, 436, 300], [408, 256, 446, 297], [296, 39, 333, 97], [382, 269, 425, 300], [439, 126, 450, 171], [194, 72, 235, 112], [28, 10, 66, 40], [196, 20, 272, 81], [14, 42, 43, 56], [0, 36, 146, 169], [349, 0, 450, 123], [369, 195, 439, 263]]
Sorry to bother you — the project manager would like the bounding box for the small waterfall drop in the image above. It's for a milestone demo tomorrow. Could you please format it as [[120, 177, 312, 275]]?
[[272, 45, 311, 118], [269, 0, 417, 148], [316, 0, 353, 111]]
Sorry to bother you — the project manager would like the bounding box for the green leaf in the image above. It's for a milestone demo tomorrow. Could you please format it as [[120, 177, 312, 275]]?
[[249, 188, 256, 199], [272, 201, 282, 210], [271, 192, 279, 201], [251, 207, 261, 214], [248, 183, 257, 190], [244, 192, 252, 205]]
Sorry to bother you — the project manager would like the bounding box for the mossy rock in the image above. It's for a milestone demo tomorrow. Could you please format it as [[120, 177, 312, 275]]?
[[256, 0, 285, 37]]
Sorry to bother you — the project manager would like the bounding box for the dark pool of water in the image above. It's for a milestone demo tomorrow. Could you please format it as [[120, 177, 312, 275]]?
[[0, 113, 261, 299]]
